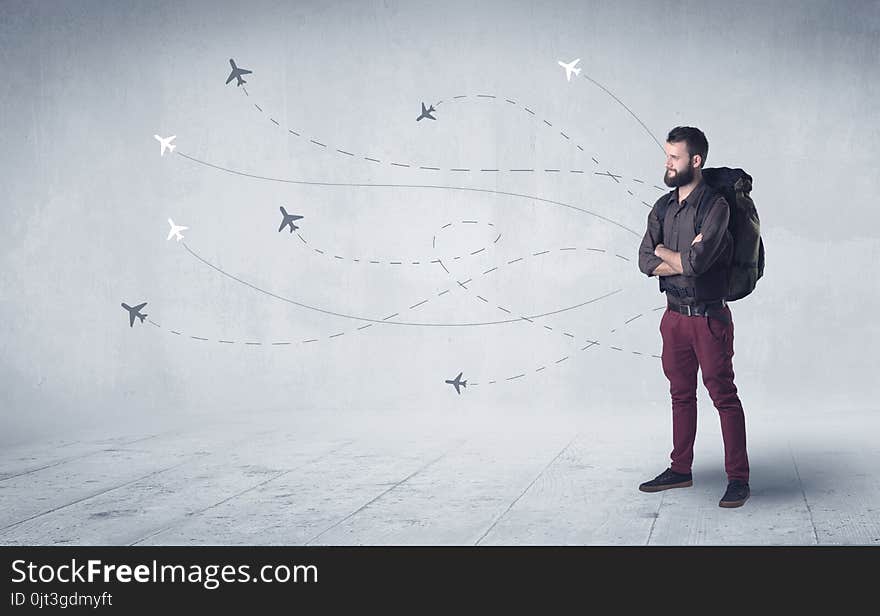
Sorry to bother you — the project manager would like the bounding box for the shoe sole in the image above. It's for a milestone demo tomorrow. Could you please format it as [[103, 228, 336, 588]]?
[[638, 480, 693, 493], [719, 494, 749, 508]]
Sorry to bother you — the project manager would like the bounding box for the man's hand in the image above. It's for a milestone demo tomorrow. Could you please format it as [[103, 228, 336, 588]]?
[[656, 234, 701, 256], [650, 235, 702, 277]]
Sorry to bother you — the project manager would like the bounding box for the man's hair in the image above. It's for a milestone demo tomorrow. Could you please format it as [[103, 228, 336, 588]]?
[[667, 126, 709, 168]]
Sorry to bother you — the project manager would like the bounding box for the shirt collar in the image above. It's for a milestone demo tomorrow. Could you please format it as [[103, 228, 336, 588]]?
[[667, 177, 707, 208]]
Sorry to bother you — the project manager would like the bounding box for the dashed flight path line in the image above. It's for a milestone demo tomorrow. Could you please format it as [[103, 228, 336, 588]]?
[[293, 220, 500, 267], [174, 151, 643, 238], [142, 220, 665, 383], [142, 61, 674, 389], [428, 230, 663, 385], [180, 241, 627, 328], [237, 85, 663, 210], [291, 220, 633, 268]]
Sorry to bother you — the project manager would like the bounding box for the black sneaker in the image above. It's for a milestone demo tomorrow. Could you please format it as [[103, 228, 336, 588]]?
[[638, 468, 693, 493], [719, 480, 750, 508]]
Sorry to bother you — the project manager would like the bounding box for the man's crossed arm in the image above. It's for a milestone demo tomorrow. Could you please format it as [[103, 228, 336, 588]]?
[[651, 233, 702, 277]]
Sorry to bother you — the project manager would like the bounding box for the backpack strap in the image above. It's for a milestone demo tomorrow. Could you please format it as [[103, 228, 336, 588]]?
[[656, 194, 673, 242], [694, 186, 718, 234]]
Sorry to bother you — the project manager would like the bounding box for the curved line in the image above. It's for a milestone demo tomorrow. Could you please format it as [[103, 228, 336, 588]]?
[[298, 220, 498, 267], [579, 73, 665, 151], [182, 243, 623, 327], [175, 151, 641, 237]]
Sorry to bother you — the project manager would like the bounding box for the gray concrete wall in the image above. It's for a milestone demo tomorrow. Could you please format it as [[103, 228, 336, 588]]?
[[2, 0, 878, 444]]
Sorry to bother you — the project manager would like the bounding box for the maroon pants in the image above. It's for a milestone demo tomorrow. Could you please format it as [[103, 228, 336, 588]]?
[[659, 305, 749, 482]]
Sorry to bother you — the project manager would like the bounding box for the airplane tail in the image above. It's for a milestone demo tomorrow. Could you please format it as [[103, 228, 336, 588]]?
[[462, 381, 467, 388], [169, 144, 176, 152], [138, 314, 147, 323], [573, 67, 581, 76]]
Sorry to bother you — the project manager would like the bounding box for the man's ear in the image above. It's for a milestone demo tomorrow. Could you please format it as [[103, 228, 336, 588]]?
[[692, 154, 703, 169]]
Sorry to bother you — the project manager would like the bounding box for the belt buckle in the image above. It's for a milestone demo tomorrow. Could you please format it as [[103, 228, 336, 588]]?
[[683, 304, 693, 316]]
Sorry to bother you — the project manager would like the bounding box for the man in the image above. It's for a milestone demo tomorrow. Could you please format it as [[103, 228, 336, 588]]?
[[637, 126, 750, 508]]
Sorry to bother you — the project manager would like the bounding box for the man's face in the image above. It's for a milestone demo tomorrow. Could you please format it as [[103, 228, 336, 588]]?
[[663, 141, 698, 187]]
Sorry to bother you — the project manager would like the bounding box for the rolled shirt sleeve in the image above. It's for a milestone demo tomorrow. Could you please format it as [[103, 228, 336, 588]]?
[[638, 201, 665, 276], [680, 195, 731, 277]]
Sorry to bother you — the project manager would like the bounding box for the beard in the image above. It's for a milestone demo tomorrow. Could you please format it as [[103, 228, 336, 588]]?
[[663, 164, 695, 188]]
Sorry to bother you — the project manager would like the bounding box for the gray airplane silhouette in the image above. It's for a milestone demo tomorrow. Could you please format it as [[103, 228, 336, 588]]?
[[278, 206, 304, 233], [445, 372, 467, 394], [121, 302, 148, 327], [225, 58, 252, 86], [416, 102, 436, 121]]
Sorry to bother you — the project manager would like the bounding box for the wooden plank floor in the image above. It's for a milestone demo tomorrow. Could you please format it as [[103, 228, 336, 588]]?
[[1, 409, 878, 545]]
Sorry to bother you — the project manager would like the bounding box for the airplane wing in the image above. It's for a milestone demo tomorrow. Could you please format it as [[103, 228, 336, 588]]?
[[278, 220, 287, 233], [225, 71, 236, 84], [292, 215, 303, 221], [128, 312, 136, 327], [133, 302, 147, 311], [239, 68, 252, 75], [448, 373, 464, 394]]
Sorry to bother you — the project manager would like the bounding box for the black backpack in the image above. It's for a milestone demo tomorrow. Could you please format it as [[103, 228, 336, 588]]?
[[657, 167, 765, 302]]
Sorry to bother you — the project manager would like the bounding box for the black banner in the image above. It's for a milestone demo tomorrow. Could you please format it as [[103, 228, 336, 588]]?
[[1, 546, 875, 612]]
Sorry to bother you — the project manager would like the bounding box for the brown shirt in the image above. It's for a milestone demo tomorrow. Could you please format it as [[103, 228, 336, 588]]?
[[638, 178, 732, 303]]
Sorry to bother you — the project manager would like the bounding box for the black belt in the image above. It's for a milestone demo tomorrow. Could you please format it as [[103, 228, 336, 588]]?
[[667, 298, 727, 317]]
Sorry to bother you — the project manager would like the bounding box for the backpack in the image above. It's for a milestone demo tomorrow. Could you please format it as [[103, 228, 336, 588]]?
[[657, 167, 765, 302]]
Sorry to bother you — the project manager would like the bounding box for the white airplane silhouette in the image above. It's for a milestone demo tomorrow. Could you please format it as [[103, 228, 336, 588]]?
[[167, 218, 188, 242], [154, 134, 176, 156], [557, 58, 581, 82]]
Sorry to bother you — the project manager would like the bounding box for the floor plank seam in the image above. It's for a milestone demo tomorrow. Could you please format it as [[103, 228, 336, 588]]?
[[0, 432, 173, 482], [789, 441, 820, 545], [0, 460, 191, 535], [304, 438, 469, 546], [128, 439, 358, 546], [645, 491, 666, 546], [474, 432, 580, 546]]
